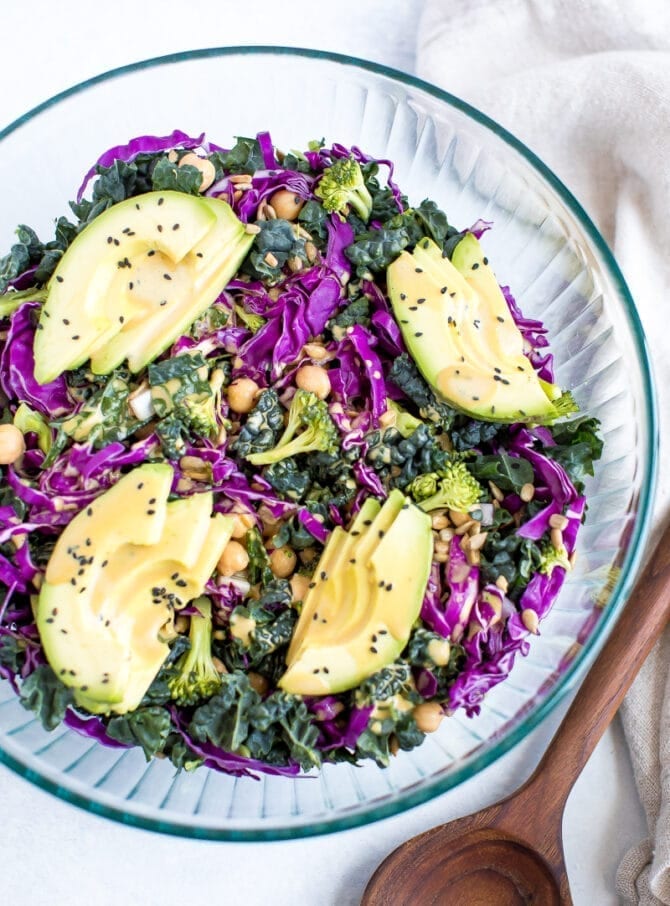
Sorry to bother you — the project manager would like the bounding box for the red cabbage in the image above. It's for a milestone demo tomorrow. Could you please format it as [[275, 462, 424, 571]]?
[[76, 129, 220, 202], [0, 303, 72, 417]]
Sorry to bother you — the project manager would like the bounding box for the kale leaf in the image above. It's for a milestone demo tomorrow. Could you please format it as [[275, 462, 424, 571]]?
[[544, 416, 603, 493], [387, 354, 457, 430], [232, 389, 285, 459], [19, 665, 74, 731], [106, 706, 172, 760], [468, 453, 535, 493], [241, 219, 306, 283]]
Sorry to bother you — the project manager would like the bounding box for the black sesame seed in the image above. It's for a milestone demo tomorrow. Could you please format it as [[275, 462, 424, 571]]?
[[135, 203, 140, 210], [323, 667, 330, 674], [450, 291, 456, 298], [494, 367, 501, 374], [409, 306, 418, 311], [196, 252, 204, 258], [415, 267, 423, 273], [147, 249, 155, 257], [349, 558, 356, 564], [128, 282, 134, 290], [351, 530, 360, 536], [363, 520, 372, 526], [378, 529, 385, 538], [176, 579, 187, 588], [472, 396, 480, 401], [149, 497, 156, 504], [122, 227, 130, 234], [79, 587, 86, 594], [473, 319, 480, 329], [399, 293, 406, 300], [63, 318, 70, 325], [81, 685, 88, 692], [472, 262, 480, 270], [113, 238, 120, 246], [137, 482, 144, 489], [158, 197, 164, 206], [402, 503, 409, 510], [171, 573, 179, 581], [372, 634, 378, 642], [417, 298, 426, 304], [56, 275, 64, 283], [160, 300, 167, 306], [415, 332, 423, 337], [483, 256, 489, 265], [70, 578, 76, 586], [497, 316, 505, 323], [308, 582, 316, 589], [71, 335, 80, 340], [61, 629, 68, 635], [173, 223, 180, 231], [370, 646, 378, 654], [386, 583, 393, 591], [440, 286, 448, 294], [147, 509, 156, 515], [78, 568, 85, 576], [313, 669, 320, 674], [320, 570, 327, 580], [45, 617, 54, 624], [87, 507, 93, 516], [400, 319, 409, 324], [379, 629, 388, 635], [313, 613, 319, 621], [157, 224, 163, 232], [107, 236, 113, 244], [163, 273, 172, 281]]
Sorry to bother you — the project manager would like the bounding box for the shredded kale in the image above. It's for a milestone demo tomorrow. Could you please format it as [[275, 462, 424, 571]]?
[[232, 389, 285, 459], [467, 453, 535, 494], [106, 706, 172, 760], [241, 219, 307, 282], [19, 665, 74, 731]]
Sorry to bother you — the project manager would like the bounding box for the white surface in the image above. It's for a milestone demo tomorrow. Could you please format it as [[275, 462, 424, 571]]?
[[0, 2, 647, 903]]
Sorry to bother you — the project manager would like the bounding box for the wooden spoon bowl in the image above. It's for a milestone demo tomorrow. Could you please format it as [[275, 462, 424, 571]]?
[[363, 520, 670, 906]]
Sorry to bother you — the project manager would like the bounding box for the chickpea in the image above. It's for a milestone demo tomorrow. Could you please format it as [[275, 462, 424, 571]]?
[[248, 671, 269, 695], [269, 546, 297, 578], [217, 540, 250, 577], [178, 152, 216, 192], [212, 656, 228, 675], [269, 188, 304, 220], [0, 424, 26, 465], [290, 572, 311, 602], [413, 702, 444, 734], [296, 364, 331, 400], [227, 377, 260, 414]]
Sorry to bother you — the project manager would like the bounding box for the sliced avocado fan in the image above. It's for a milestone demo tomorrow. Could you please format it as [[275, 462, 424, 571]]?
[[279, 491, 432, 696], [386, 235, 575, 423], [33, 191, 254, 384], [36, 463, 234, 715]]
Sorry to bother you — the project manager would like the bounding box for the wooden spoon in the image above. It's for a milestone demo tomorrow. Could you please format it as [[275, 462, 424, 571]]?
[[362, 520, 670, 906]]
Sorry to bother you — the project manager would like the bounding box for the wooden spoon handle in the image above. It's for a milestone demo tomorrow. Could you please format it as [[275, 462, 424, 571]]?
[[512, 517, 670, 818]]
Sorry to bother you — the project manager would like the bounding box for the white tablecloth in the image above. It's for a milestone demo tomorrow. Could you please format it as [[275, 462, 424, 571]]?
[[0, 2, 646, 903]]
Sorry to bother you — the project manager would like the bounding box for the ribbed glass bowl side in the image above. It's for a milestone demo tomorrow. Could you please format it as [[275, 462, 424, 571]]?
[[0, 48, 657, 839]]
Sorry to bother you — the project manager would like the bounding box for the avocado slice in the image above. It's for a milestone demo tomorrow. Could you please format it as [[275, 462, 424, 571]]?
[[279, 492, 432, 696], [386, 236, 564, 422], [45, 463, 173, 586], [33, 192, 253, 383], [88, 195, 253, 375], [36, 464, 234, 715], [286, 497, 381, 662]]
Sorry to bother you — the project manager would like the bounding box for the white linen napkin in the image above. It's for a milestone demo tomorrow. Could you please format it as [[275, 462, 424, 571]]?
[[416, 2, 670, 902]]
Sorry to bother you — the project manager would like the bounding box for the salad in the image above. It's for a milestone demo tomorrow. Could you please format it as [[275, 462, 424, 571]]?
[[0, 129, 603, 778]]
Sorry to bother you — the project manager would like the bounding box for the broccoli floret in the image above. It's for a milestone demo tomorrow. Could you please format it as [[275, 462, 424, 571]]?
[[384, 400, 425, 439], [539, 536, 571, 575], [314, 156, 373, 222], [182, 366, 225, 436], [168, 598, 222, 707], [245, 390, 338, 466], [409, 461, 484, 513], [234, 303, 266, 334]]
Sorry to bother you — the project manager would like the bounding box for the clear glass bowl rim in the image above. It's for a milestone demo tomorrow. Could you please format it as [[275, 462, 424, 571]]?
[[0, 44, 659, 842]]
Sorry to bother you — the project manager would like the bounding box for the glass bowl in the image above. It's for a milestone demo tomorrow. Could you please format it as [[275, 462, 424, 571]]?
[[0, 47, 657, 840]]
